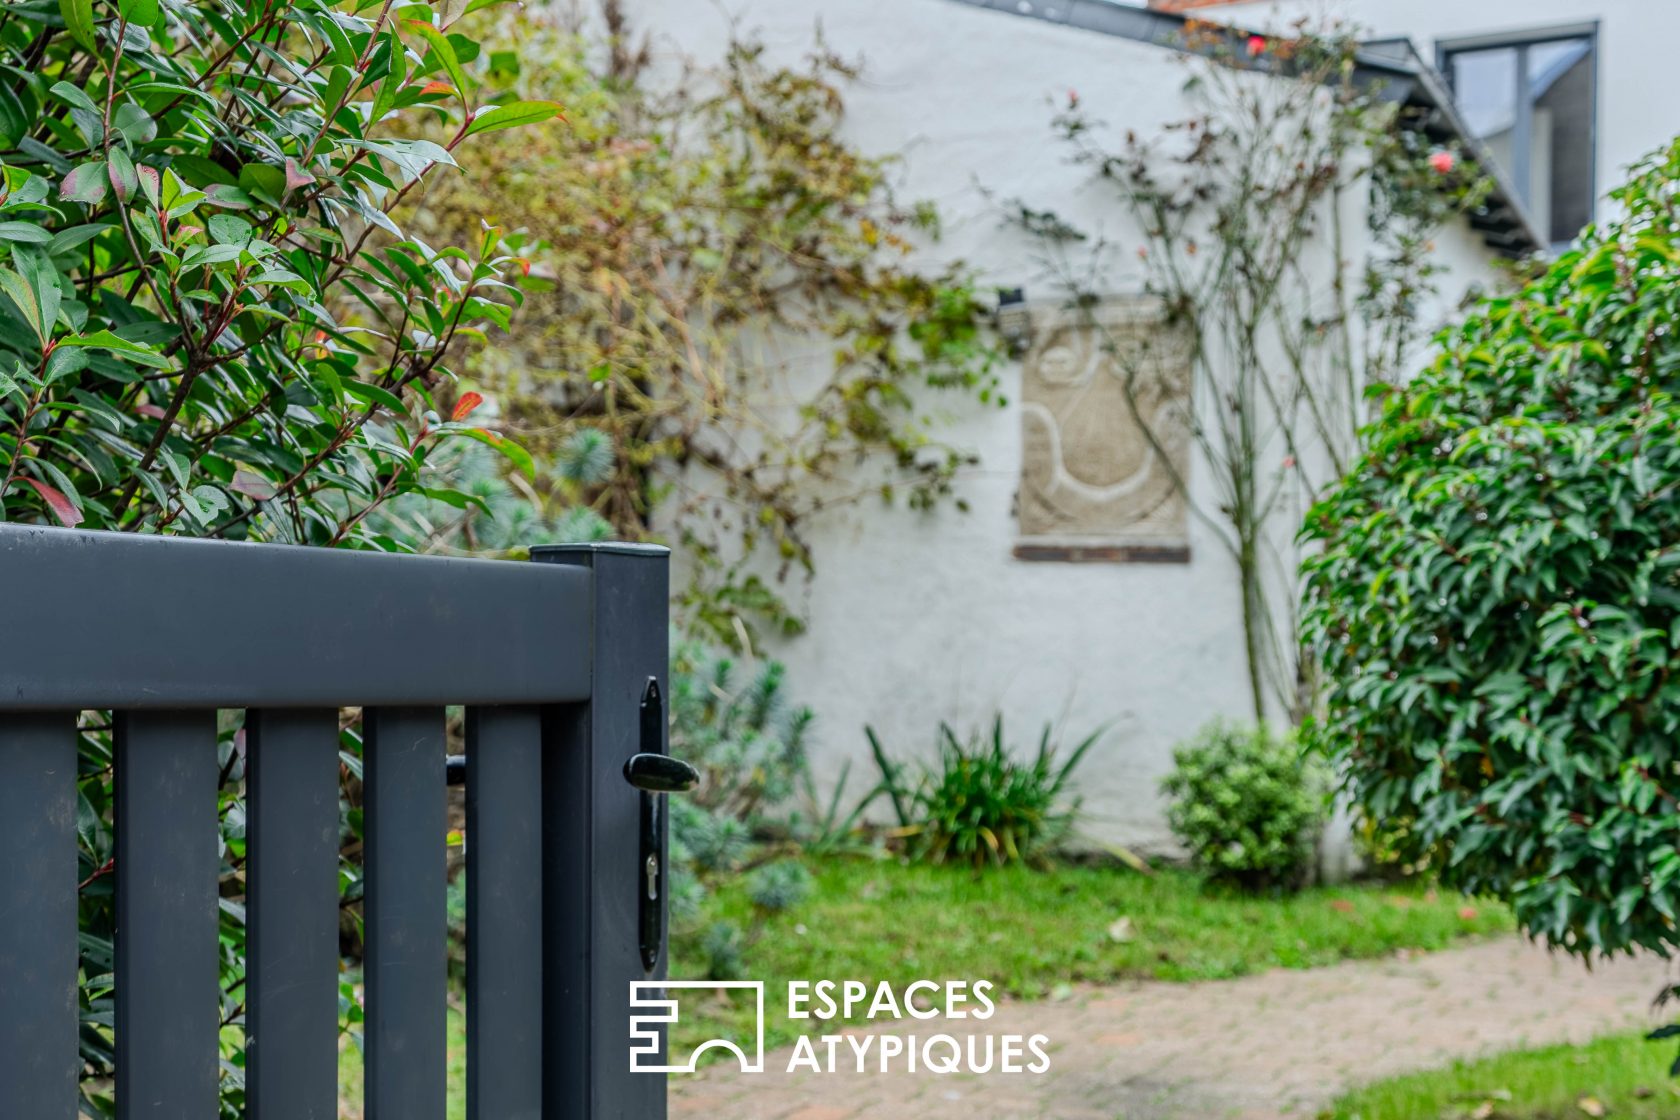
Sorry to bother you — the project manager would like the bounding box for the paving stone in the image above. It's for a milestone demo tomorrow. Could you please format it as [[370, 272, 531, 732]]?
[[669, 938, 1673, 1120]]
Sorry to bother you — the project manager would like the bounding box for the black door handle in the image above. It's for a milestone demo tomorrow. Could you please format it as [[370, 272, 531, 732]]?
[[625, 677, 695, 971], [623, 752, 699, 793]]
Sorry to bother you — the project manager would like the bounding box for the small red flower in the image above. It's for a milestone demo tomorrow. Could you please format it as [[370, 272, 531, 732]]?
[[1429, 150, 1456, 175], [1068, 88, 1080, 108], [1247, 35, 1267, 57]]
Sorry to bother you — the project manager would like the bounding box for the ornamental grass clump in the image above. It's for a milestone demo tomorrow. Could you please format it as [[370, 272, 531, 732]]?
[[868, 716, 1102, 868], [1303, 137, 1680, 974]]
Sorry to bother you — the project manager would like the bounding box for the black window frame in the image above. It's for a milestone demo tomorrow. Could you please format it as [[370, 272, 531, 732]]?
[[1437, 20, 1600, 251]]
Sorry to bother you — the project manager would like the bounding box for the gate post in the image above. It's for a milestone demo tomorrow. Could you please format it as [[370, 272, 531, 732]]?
[[534, 543, 670, 1119]]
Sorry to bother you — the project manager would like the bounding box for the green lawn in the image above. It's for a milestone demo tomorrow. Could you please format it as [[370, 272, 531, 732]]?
[[666, 855, 1512, 1056], [334, 856, 1513, 1111], [1328, 1031, 1680, 1120]]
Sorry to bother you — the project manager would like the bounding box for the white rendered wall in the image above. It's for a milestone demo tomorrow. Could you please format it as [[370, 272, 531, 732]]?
[[622, 0, 1505, 851]]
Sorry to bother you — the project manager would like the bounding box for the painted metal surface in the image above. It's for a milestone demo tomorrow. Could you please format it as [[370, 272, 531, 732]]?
[[467, 705, 545, 1120], [247, 708, 342, 1120], [0, 524, 592, 709], [0, 713, 79, 1119], [365, 706, 448, 1120], [114, 710, 221, 1120], [0, 532, 672, 1118], [537, 544, 672, 1119]]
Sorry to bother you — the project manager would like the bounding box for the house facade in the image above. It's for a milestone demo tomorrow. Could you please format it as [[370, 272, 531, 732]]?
[[623, 0, 1658, 859], [1203, 0, 1680, 251]]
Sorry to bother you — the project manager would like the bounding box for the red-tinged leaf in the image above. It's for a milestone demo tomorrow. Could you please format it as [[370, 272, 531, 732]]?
[[451, 390, 484, 421], [284, 157, 316, 192], [59, 162, 108, 205], [419, 80, 454, 96], [137, 164, 160, 206], [20, 477, 83, 527], [406, 21, 469, 109], [229, 470, 277, 500], [107, 150, 138, 203], [136, 403, 167, 419]]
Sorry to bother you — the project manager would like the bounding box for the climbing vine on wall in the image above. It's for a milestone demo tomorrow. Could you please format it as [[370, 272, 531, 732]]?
[[397, 2, 1002, 649], [1007, 19, 1495, 718]]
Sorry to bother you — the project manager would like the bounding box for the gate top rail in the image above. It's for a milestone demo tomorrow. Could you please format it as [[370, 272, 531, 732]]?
[[0, 524, 613, 710]]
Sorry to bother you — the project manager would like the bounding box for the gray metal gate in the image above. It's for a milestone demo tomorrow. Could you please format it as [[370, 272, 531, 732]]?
[[0, 525, 676, 1119]]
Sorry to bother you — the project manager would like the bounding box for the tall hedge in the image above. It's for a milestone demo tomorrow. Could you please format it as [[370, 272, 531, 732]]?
[[1304, 138, 1680, 959], [0, 0, 552, 540], [0, 0, 552, 1110]]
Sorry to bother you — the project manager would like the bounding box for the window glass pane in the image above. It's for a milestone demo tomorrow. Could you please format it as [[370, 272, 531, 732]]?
[[1445, 35, 1597, 249], [1528, 39, 1589, 83], [1450, 47, 1518, 142], [1530, 38, 1594, 245]]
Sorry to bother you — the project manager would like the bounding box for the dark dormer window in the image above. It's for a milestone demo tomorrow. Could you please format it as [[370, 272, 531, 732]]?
[[1440, 24, 1598, 250]]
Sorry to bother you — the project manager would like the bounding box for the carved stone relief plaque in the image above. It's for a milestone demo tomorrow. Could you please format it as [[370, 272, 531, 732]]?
[[1016, 298, 1191, 562]]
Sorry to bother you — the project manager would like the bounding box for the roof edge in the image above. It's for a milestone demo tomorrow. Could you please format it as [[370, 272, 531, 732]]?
[[937, 0, 1545, 257]]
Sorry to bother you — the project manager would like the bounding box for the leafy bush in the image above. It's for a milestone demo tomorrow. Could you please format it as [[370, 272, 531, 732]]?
[[379, 433, 615, 555], [1161, 722, 1325, 891], [1302, 137, 1680, 961], [868, 717, 1100, 868], [0, 0, 553, 1110], [746, 860, 813, 912], [1350, 813, 1437, 881], [1, 0, 545, 542]]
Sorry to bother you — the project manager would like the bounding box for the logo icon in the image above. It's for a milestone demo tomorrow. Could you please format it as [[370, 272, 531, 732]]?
[[629, 980, 766, 1074]]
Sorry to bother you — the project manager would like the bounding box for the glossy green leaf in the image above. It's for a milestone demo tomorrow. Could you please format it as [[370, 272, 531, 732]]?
[[59, 329, 173, 368], [117, 0, 158, 25], [57, 0, 96, 50], [462, 99, 563, 138], [0, 222, 51, 243]]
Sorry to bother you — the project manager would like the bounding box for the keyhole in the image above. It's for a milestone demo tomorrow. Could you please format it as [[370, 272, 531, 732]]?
[[644, 853, 659, 901]]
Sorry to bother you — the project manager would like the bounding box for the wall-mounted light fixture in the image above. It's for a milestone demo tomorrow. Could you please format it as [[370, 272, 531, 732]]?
[[995, 287, 1032, 356]]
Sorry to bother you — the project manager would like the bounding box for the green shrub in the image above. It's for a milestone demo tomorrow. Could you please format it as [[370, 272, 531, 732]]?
[[697, 920, 747, 982], [670, 638, 813, 822], [0, 0, 551, 1111], [868, 716, 1101, 868], [1302, 137, 1680, 963], [1161, 722, 1325, 891], [666, 638, 815, 967], [746, 860, 813, 912], [1351, 813, 1437, 881]]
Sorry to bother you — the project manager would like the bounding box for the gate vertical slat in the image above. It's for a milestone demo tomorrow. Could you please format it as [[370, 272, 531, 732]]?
[[466, 705, 544, 1120], [114, 710, 221, 1120], [247, 709, 341, 1120], [364, 706, 446, 1120], [0, 712, 79, 1119], [534, 544, 670, 1120]]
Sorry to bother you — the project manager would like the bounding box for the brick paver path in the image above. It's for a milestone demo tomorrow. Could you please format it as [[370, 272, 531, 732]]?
[[668, 938, 1673, 1120]]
